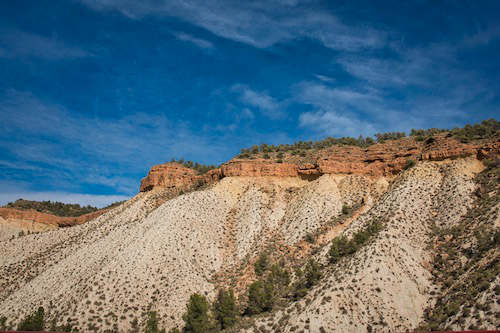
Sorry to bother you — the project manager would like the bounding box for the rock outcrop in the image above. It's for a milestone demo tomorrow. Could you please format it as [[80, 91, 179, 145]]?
[[0, 208, 107, 227], [140, 136, 500, 192], [0, 208, 108, 241], [220, 160, 299, 177]]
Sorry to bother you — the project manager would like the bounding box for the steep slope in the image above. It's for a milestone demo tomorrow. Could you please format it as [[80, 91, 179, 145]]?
[[241, 157, 491, 333]]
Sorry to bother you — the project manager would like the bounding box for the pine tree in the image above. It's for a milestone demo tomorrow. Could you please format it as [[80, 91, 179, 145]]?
[[213, 289, 238, 329], [183, 293, 212, 333], [246, 280, 274, 315]]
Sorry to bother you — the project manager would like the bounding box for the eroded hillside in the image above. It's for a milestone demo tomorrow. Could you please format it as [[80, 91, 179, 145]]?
[[0, 131, 498, 332]]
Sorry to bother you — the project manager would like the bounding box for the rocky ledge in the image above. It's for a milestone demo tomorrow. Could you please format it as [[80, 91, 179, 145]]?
[[140, 136, 499, 192], [0, 207, 107, 228]]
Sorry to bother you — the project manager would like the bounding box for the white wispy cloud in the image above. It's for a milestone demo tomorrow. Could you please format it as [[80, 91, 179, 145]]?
[[0, 29, 90, 60], [299, 110, 376, 137], [173, 32, 214, 49], [0, 90, 233, 195], [232, 84, 284, 119], [295, 81, 381, 136], [79, 0, 386, 51], [314, 74, 335, 83]]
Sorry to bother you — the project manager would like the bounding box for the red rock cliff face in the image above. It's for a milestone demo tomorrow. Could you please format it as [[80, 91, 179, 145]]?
[[139, 136, 499, 192], [139, 163, 200, 192], [0, 208, 107, 227], [220, 160, 299, 177]]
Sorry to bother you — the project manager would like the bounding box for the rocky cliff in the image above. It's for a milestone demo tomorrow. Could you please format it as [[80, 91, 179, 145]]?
[[0, 208, 106, 227], [140, 135, 499, 192], [0, 207, 108, 241]]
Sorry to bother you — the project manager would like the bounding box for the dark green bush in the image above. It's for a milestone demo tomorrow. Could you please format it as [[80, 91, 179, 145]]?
[[17, 307, 45, 331], [246, 280, 274, 315], [5, 199, 99, 217], [183, 293, 212, 333], [213, 289, 238, 330], [304, 259, 322, 288], [144, 311, 163, 333], [403, 159, 416, 170], [254, 253, 269, 276], [328, 220, 382, 264]]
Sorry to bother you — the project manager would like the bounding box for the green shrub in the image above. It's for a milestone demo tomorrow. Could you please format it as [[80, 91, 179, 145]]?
[[267, 263, 291, 296], [403, 159, 416, 170], [169, 158, 218, 175], [17, 307, 45, 331], [0, 316, 7, 330], [5, 199, 99, 217], [144, 311, 161, 333], [183, 293, 212, 333], [328, 220, 383, 264], [304, 259, 322, 288], [254, 253, 269, 276], [246, 280, 274, 315], [214, 289, 238, 330], [305, 233, 315, 243]]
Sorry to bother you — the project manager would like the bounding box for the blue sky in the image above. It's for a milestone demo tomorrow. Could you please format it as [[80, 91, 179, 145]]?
[[0, 0, 499, 207]]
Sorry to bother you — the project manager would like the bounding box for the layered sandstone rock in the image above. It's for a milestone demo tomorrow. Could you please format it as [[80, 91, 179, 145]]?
[[0, 207, 108, 241], [420, 136, 476, 161], [140, 136, 499, 191], [139, 163, 200, 192], [220, 160, 298, 177], [0, 207, 106, 227]]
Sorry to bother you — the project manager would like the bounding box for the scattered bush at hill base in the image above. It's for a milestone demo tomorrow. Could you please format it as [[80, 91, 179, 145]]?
[[169, 158, 218, 174], [246, 280, 275, 315], [214, 289, 238, 330], [292, 259, 322, 300], [17, 307, 45, 331], [0, 317, 6, 331], [145, 311, 165, 333], [183, 293, 213, 333]]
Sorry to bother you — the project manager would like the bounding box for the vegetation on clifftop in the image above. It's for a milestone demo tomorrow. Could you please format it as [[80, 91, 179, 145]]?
[[169, 158, 218, 174], [237, 119, 499, 159], [3, 198, 125, 217]]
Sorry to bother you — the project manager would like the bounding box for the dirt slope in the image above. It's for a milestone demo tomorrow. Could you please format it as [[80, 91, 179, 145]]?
[[0, 155, 497, 332]]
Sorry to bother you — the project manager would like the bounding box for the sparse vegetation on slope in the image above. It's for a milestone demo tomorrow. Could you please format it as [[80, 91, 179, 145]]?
[[419, 162, 500, 331]]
